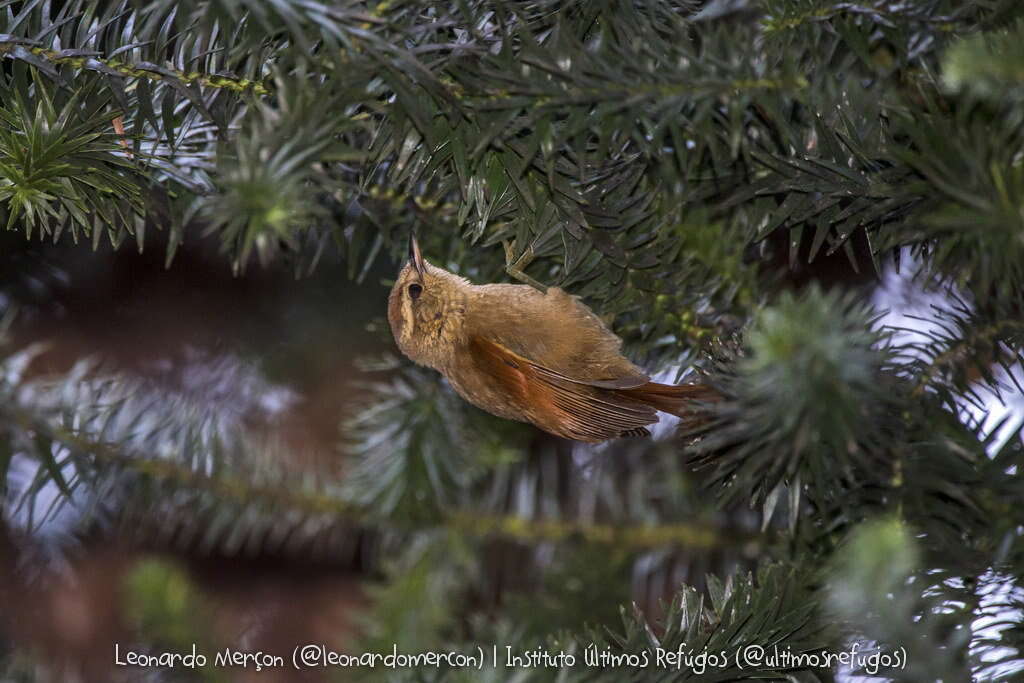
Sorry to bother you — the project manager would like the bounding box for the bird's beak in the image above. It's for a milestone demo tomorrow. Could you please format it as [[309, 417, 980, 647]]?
[[408, 234, 426, 279]]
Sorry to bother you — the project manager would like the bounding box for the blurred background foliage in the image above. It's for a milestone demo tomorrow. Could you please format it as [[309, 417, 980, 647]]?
[[2, 0, 1024, 681]]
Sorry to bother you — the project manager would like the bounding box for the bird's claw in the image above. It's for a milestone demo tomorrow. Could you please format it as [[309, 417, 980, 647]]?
[[502, 239, 547, 293]]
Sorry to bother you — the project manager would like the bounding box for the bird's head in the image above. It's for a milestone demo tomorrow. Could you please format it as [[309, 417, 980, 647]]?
[[387, 235, 470, 369]]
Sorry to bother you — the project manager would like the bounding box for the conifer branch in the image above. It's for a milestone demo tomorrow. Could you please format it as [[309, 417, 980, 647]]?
[[0, 42, 271, 96], [3, 404, 751, 554]]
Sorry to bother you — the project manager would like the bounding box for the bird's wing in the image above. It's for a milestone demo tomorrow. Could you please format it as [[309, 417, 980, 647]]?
[[468, 335, 657, 442], [470, 285, 650, 388]]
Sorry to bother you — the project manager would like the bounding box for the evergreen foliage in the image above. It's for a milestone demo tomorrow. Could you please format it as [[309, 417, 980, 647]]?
[[3, 0, 1024, 680]]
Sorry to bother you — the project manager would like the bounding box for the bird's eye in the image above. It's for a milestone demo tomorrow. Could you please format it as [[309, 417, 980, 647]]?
[[408, 283, 423, 300]]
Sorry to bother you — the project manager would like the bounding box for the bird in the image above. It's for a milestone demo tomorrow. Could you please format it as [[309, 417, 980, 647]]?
[[387, 236, 716, 443]]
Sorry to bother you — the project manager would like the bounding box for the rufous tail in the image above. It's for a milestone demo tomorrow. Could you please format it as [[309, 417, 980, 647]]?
[[616, 382, 719, 422]]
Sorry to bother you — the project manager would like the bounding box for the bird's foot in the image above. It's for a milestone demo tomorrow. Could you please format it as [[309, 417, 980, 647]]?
[[502, 239, 547, 293]]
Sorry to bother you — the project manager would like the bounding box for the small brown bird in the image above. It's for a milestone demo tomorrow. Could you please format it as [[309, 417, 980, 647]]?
[[387, 236, 714, 443]]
